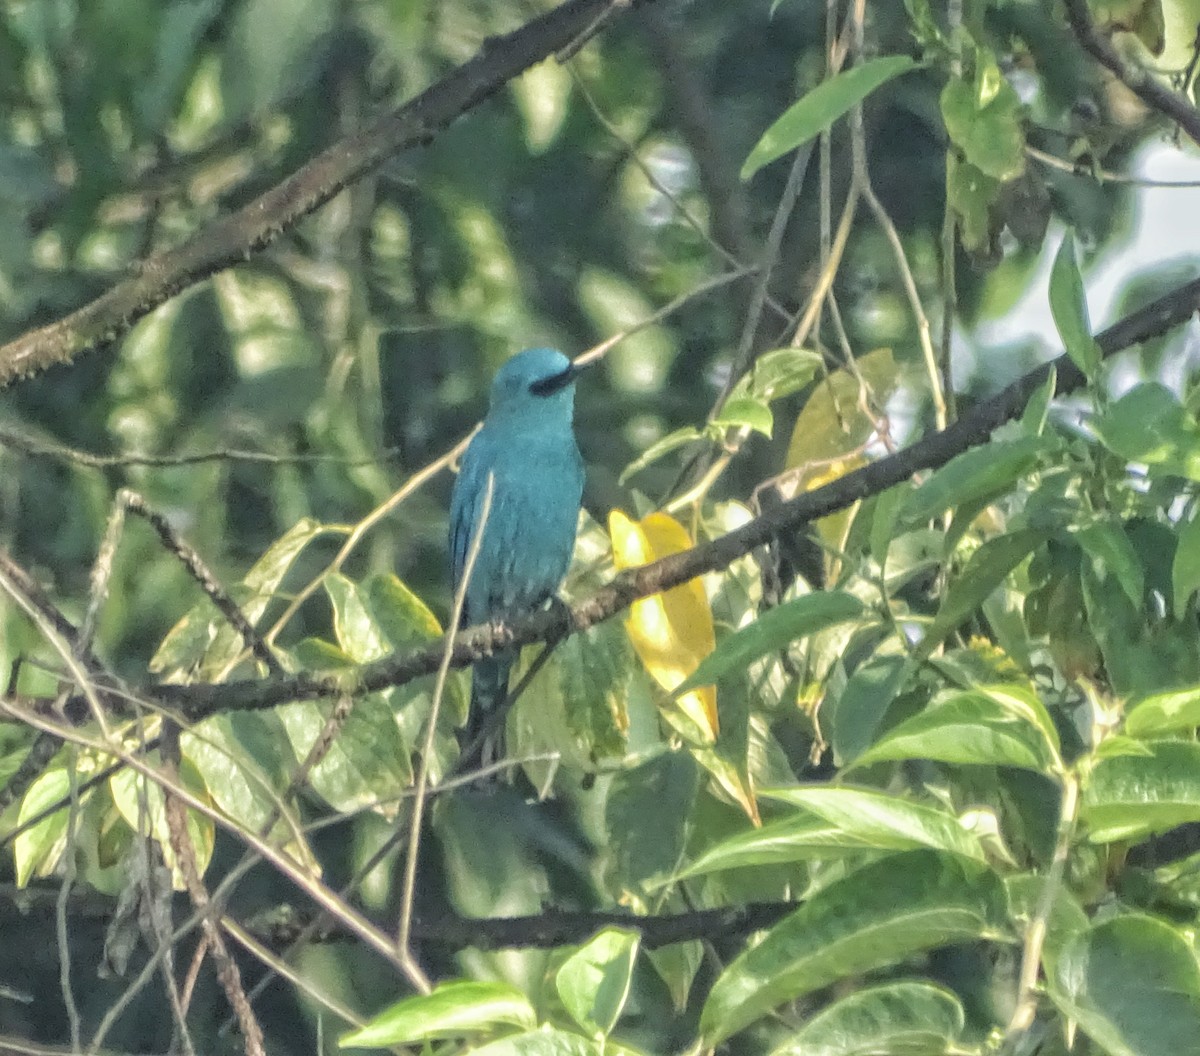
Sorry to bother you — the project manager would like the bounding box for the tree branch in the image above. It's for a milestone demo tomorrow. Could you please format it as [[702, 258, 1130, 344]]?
[[91, 273, 1200, 720], [1063, 0, 1200, 147], [1, 882, 796, 951], [0, 0, 657, 387]]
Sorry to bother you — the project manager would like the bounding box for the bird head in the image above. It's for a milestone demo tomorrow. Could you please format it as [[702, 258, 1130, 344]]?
[[486, 347, 586, 426]]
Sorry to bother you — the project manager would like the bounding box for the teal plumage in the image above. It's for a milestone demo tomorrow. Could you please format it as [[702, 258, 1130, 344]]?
[[449, 348, 585, 761]]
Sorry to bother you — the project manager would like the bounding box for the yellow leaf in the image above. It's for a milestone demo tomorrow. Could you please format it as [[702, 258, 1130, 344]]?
[[609, 510, 718, 740]]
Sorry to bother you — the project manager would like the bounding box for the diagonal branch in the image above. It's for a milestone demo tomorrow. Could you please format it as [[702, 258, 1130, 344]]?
[[1063, 0, 1200, 147], [0, 0, 659, 388], [123, 272, 1200, 718]]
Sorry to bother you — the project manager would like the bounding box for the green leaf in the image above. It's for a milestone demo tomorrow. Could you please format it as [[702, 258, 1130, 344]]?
[[1083, 740, 1200, 843], [277, 693, 412, 813], [365, 572, 443, 645], [1049, 232, 1102, 379], [1050, 914, 1200, 1056], [712, 396, 773, 437], [606, 751, 699, 893], [769, 981, 965, 1056], [940, 55, 1025, 180], [732, 348, 824, 403], [1095, 383, 1200, 480], [831, 654, 910, 765], [110, 758, 215, 887], [326, 572, 389, 663], [619, 426, 703, 484], [678, 815, 870, 878], [760, 786, 989, 862], [1077, 520, 1144, 609], [899, 437, 1045, 530], [181, 715, 316, 870], [339, 979, 536, 1048], [851, 684, 1063, 774], [1127, 684, 1200, 737], [1173, 508, 1200, 617], [742, 56, 918, 179], [1021, 366, 1056, 436], [920, 529, 1048, 656], [150, 516, 327, 678], [699, 850, 1008, 1045], [673, 592, 864, 698], [467, 1027, 604, 1056], [946, 156, 1000, 252], [14, 766, 72, 887], [556, 928, 640, 1039]]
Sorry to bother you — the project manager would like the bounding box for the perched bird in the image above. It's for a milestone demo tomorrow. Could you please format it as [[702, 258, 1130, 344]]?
[[449, 348, 587, 763]]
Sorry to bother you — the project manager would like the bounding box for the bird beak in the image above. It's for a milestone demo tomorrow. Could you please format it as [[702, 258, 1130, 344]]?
[[529, 357, 593, 397]]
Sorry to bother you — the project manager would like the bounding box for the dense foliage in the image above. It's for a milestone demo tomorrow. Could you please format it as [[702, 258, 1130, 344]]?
[[2, 0, 1200, 1054]]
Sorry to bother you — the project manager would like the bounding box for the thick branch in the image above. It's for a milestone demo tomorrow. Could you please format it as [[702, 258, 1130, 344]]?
[[127, 274, 1199, 719], [1, 882, 796, 951], [1063, 0, 1200, 147], [0, 0, 654, 387]]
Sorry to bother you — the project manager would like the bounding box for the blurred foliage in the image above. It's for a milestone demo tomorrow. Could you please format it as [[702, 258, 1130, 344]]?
[[2, 0, 1200, 1053]]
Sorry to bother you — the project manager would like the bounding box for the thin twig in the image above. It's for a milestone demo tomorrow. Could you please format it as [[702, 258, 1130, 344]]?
[[161, 724, 266, 1056], [1026, 143, 1200, 186], [0, 427, 403, 470], [119, 491, 284, 677], [396, 472, 495, 988], [54, 749, 82, 1053]]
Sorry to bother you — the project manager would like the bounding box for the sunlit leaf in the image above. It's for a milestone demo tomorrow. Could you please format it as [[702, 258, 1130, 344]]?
[[940, 52, 1025, 180], [14, 766, 73, 887], [731, 348, 824, 403], [110, 758, 215, 890], [673, 592, 863, 699], [769, 981, 966, 1056], [851, 684, 1063, 774], [1083, 740, 1200, 843], [761, 786, 989, 862], [899, 436, 1045, 530], [556, 928, 640, 1039], [1126, 683, 1200, 737], [610, 510, 718, 739], [712, 396, 773, 437], [338, 979, 536, 1048]]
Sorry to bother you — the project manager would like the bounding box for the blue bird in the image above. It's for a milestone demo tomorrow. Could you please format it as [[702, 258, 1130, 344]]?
[[449, 348, 587, 763]]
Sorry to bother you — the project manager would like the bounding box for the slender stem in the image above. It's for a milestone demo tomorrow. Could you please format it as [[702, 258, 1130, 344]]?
[[1005, 772, 1080, 1042], [395, 471, 495, 987]]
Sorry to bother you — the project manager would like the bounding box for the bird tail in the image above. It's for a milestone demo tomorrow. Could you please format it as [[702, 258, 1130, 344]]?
[[460, 651, 515, 771]]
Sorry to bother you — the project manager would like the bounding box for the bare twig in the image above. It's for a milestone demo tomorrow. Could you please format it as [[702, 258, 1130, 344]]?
[[0, 426, 403, 470], [396, 472, 494, 989], [118, 491, 284, 677], [160, 724, 266, 1056]]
